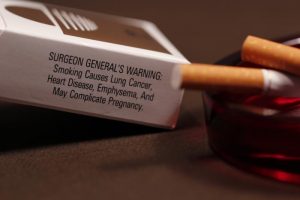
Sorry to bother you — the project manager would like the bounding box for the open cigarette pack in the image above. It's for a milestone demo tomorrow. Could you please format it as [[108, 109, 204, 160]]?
[[0, 0, 190, 128]]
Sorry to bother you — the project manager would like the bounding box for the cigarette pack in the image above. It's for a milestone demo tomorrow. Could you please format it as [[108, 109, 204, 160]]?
[[0, 0, 189, 128]]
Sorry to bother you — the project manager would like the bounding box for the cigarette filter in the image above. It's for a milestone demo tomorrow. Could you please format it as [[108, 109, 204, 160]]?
[[242, 35, 300, 76], [173, 64, 300, 97], [0, 0, 190, 128]]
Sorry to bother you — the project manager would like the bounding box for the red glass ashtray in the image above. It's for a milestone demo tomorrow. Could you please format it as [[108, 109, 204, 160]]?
[[205, 37, 300, 184]]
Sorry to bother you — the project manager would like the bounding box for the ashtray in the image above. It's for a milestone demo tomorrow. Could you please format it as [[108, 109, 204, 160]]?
[[204, 36, 300, 184]]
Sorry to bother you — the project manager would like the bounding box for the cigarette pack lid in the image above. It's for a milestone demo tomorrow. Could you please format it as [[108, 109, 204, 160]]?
[[0, 8, 4, 34], [0, 0, 187, 63]]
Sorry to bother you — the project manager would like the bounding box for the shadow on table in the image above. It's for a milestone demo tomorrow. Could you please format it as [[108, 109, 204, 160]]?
[[0, 102, 161, 152], [0, 90, 205, 152]]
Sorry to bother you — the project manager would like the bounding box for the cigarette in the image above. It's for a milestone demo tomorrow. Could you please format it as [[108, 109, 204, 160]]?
[[242, 35, 300, 76], [172, 63, 300, 97]]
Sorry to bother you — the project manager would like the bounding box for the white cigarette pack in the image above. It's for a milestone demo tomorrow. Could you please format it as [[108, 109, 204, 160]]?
[[0, 0, 189, 128]]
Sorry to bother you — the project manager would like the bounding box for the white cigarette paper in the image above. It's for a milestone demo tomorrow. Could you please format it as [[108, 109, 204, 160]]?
[[262, 69, 300, 97]]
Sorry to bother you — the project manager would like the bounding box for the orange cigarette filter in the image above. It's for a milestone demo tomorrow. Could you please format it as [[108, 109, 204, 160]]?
[[242, 35, 300, 76], [173, 64, 264, 94]]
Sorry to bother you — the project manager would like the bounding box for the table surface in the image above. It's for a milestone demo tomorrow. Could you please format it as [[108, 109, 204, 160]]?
[[1, 0, 300, 199]]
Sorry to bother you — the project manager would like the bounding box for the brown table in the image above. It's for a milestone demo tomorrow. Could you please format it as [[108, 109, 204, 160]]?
[[1, 0, 300, 199]]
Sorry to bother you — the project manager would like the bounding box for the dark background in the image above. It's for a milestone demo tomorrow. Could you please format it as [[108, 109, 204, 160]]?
[[1, 0, 300, 199]]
